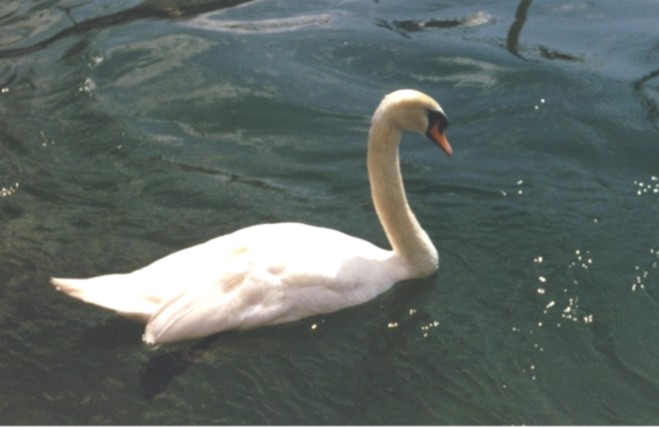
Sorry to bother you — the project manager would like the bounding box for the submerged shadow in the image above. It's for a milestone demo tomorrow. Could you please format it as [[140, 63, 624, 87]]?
[[0, 0, 255, 59], [140, 333, 220, 399]]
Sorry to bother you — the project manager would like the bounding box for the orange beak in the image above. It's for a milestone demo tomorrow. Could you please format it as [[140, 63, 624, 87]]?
[[427, 123, 452, 157]]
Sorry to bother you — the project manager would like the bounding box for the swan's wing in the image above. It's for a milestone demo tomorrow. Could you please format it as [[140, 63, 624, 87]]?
[[143, 262, 287, 345], [51, 275, 158, 322]]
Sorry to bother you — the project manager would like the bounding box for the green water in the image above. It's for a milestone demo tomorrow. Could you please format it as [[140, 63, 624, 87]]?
[[1, 0, 658, 424]]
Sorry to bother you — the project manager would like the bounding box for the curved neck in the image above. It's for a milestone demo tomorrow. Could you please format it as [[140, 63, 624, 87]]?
[[367, 117, 438, 278]]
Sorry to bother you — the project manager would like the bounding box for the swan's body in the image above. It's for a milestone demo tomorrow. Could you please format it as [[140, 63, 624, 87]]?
[[51, 89, 452, 345]]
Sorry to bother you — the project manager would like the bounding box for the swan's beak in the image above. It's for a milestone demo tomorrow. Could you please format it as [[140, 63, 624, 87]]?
[[426, 124, 453, 157]]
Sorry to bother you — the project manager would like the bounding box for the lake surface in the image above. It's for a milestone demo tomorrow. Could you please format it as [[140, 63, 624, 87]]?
[[1, 0, 658, 424]]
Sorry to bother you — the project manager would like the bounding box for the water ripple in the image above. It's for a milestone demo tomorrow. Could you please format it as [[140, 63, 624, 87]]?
[[187, 13, 333, 34], [0, 0, 256, 59]]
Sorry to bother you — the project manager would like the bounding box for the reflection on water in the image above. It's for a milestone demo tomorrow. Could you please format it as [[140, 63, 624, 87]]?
[[380, 10, 493, 36], [1, 0, 659, 424], [506, 0, 532, 58], [0, 0, 256, 58], [0, 181, 19, 197], [106, 34, 211, 88], [633, 176, 659, 196], [634, 68, 659, 129], [630, 248, 659, 293], [187, 13, 333, 34]]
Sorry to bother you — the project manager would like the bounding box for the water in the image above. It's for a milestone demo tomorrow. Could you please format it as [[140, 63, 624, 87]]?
[[1, 0, 658, 424]]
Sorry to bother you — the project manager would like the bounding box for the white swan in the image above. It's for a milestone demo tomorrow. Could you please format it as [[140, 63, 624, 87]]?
[[51, 89, 452, 345]]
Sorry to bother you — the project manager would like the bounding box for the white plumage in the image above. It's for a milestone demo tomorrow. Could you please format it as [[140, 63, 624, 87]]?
[[51, 89, 452, 345]]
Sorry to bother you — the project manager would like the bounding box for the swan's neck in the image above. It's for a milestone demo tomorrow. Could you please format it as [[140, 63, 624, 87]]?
[[367, 117, 439, 278]]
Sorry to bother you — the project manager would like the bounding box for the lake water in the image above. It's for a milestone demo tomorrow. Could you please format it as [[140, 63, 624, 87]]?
[[1, 0, 658, 424]]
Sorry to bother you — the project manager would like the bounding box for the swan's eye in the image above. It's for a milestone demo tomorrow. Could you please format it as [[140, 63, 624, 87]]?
[[427, 110, 449, 133], [425, 109, 452, 156]]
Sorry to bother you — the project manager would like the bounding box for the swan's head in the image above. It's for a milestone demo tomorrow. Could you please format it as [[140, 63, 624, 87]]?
[[373, 89, 452, 156]]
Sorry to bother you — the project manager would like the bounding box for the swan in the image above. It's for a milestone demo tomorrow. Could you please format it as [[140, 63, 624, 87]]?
[[51, 89, 453, 345]]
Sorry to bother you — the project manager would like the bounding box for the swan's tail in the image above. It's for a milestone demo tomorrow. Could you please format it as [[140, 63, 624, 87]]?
[[51, 275, 156, 323]]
